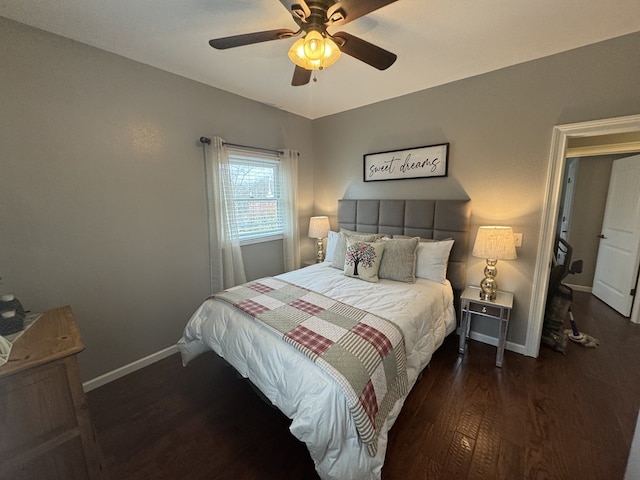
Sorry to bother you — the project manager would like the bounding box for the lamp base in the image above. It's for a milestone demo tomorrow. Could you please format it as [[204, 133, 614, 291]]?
[[479, 289, 497, 302], [479, 259, 498, 301], [315, 238, 324, 263]]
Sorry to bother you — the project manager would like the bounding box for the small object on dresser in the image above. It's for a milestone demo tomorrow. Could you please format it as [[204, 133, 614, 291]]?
[[0, 310, 24, 336], [0, 294, 26, 335], [1, 293, 26, 316]]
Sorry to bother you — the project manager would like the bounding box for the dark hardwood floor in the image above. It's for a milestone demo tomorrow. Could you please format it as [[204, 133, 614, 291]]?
[[87, 291, 640, 479]]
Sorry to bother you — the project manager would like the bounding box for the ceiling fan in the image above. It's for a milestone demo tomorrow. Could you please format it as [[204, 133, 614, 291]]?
[[209, 0, 398, 86]]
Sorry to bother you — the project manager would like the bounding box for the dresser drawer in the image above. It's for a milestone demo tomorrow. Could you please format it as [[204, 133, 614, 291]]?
[[0, 306, 107, 480], [0, 361, 77, 459], [468, 302, 502, 318]]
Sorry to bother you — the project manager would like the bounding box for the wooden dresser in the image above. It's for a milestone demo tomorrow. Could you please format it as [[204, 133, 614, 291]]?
[[0, 306, 108, 479]]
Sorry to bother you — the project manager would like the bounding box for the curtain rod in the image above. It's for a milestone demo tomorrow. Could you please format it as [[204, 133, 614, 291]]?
[[199, 136, 283, 156]]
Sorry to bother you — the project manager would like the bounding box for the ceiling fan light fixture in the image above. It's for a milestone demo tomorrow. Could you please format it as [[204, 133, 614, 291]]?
[[303, 30, 324, 60], [288, 31, 341, 71]]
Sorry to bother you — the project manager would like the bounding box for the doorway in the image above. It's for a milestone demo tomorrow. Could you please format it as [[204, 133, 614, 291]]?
[[557, 154, 625, 291], [526, 114, 640, 358]]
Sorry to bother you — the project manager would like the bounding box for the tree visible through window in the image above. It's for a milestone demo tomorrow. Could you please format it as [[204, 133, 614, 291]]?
[[228, 152, 283, 243]]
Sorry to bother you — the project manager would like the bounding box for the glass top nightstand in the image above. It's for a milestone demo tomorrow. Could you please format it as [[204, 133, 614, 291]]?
[[458, 285, 514, 367]]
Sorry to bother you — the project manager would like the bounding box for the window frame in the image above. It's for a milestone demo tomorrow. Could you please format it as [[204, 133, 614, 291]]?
[[226, 149, 284, 246]]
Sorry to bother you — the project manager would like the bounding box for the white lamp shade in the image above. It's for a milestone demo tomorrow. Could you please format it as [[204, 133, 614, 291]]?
[[308, 216, 330, 239], [472, 226, 517, 260]]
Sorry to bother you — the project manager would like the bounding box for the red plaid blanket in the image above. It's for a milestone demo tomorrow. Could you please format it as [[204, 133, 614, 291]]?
[[212, 277, 408, 456]]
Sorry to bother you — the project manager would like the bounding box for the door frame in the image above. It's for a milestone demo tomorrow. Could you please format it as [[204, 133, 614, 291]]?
[[526, 114, 640, 358]]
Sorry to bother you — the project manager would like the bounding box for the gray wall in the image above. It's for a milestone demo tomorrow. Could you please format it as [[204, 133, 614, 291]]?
[[2, 15, 640, 380], [312, 32, 640, 346], [0, 18, 315, 380]]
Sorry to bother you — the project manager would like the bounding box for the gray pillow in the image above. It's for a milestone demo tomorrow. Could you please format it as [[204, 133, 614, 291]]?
[[393, 235, 437, 242], [341, 228, 388, 239], [330, 231, 377, 270], [378, 237, 420, 283]]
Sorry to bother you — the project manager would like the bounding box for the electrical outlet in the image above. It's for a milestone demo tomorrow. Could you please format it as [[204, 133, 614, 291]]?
[[514, 233, 523, 247]]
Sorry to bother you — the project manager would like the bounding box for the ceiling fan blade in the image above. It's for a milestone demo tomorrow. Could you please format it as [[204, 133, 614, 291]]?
[[326, 0, 398, 27], [209, 29, 297, 49], [292, 66, 312, 86], [331, 31, 397, 70], [277, 0, 311, 23]]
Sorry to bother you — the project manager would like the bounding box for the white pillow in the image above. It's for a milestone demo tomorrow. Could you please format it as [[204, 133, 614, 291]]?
[[324, 231, 339, 262], [415, 239, 455, 284], [343, 238, 386, 283]]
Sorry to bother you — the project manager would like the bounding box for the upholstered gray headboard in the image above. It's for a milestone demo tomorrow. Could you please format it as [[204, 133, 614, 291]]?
[[337, 199, 471, 292]]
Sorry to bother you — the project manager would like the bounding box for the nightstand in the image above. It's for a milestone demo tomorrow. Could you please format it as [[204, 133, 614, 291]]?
[[458, 285, 514, 367]]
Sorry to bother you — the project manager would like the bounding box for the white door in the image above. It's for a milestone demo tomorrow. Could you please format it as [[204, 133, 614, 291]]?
[[592, 154, 640, 316]]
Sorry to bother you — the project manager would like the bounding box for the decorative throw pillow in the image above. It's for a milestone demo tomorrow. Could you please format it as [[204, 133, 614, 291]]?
[[330, 231, 377, 270], [415, 239, 455, 284], [343, 238, 386, 283], [324, 231, 339, 262], [378, 237, 420, 283]]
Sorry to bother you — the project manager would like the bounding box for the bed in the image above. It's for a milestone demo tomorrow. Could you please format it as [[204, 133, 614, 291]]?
[[178, 199, 470, 479]]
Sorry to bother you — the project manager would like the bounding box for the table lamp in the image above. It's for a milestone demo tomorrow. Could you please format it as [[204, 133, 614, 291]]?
[[472, 226, 517, 301], [308, 216, 330, 263]]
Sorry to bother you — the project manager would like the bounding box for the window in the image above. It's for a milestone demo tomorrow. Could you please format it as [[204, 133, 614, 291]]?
[[227, 150, 283, 244]]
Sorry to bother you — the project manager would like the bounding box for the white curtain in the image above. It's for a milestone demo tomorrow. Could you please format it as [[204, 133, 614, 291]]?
[[279, 149, 300, 272], [203, 137, 246, 292]]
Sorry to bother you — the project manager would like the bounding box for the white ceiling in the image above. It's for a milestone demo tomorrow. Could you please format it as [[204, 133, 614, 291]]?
[[2, 0, 640, 119]]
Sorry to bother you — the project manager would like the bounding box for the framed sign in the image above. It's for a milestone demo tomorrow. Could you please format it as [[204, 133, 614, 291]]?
[[363, 143, 449, 182]]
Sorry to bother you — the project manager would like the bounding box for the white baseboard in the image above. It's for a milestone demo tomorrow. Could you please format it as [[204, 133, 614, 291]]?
[[83, 329, 528, 393], [455, 328, 526, 356], [469, 330, 527, 355], [564, 283, 592, 293], [82, 344, 179, 393]]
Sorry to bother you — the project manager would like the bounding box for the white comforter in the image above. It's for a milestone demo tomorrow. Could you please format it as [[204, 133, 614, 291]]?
[[177, 262, 456, 480]]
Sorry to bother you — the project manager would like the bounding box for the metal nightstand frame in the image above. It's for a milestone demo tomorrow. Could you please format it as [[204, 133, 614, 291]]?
[[458, 285, 514, 367]]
